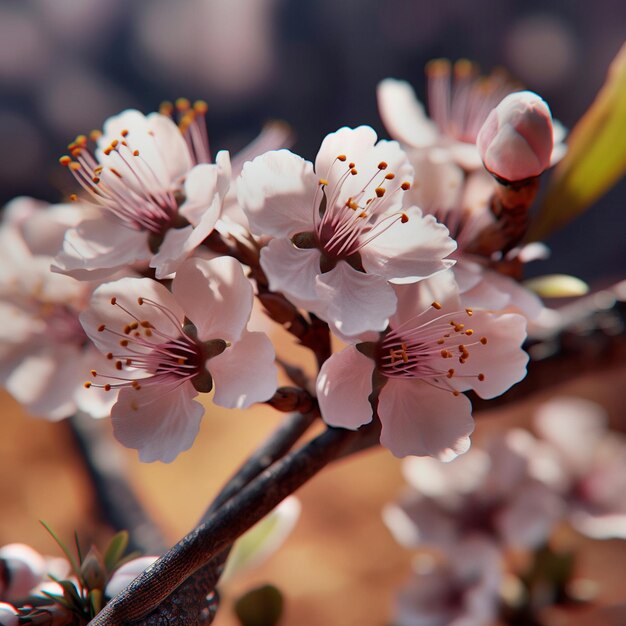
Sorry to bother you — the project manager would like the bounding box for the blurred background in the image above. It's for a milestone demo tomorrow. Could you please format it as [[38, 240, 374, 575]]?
[[0, 0, 625, 281], [0, 1, 625, 624]]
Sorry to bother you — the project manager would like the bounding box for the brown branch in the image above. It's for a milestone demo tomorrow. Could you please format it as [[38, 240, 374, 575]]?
[[89, 425, 358, 625]]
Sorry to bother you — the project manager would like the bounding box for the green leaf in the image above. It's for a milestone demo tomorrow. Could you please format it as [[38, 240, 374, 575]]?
[[103, 530, 129, 574], [529, 42, 626, 241], [523, 274, 589, 298], [39, 521, 81, 582], [89, 589, 104, 617]]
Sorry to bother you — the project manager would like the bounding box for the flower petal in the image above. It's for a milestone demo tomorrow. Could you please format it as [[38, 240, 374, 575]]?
[[361, 207, 456, 283], [377, 79, 439, 148], [260, 238, 321, 309], [111, 382, 203, 463], [238, 150, 318, 238], [210, 331, 277, 408], [378, 379, 473, 460], [316, 262, 397, 336], [316, 346, 375, 429], [80, 277, 184, 354], [53, 216, 151, 281], [172, 256, 253, 342]]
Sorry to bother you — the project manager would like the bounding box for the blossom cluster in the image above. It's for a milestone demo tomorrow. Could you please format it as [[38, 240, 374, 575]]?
[[384, 396, 626, 625], [0, 64, 561, 464]]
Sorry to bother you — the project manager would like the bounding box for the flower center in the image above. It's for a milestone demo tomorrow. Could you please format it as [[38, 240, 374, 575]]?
[[84, 295, 227, 395], [377, 301, 487, 394], [292, 156, 411, 269]]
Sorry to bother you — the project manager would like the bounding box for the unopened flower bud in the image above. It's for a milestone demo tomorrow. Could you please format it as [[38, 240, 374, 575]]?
[[477, 91, 554, 182], [0, 602, 19, 626], [105, 556, 158, 598], [0, 544, 46, 602]]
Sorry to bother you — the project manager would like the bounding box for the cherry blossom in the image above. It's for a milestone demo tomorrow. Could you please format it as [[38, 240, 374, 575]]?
[[238, 126, 456, 336], [383, 430, 563, 553], [105, 556, 159, 599], [54, 102, 231, 280], [393, 540, 502, 626], [80, 256, 278, 463], [316, 272, 528, 460], [0, 198, 116, 420], [406, 153, 544, 318], [533, 397, 626, 539], [378, 60, 566, 172]]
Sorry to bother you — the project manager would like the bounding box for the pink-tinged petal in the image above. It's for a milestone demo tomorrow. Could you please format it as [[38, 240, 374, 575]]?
[[482, 269, 543, 319], [210, 331, 277, 408], [260, 238, 321, 309], [231, 122, 294, 176], [179, 157, 230, 227], [361, 208, 456, 283], [111, 382, 203, 463], [172, 257, 253, 342], [238, 150, 318, 238], [390, 271, 462, 329], [146, 112, 195, 180], [74, 349, 119, 418], [316, 262, 397, 336], [496, 482, 563, 549], [53, 217, 151, 281], [0, 603, 19, 626], [406, 151, 464, 213], [378, 379, 473, 460], [316, 346, 375, 429], [0, 543, 46, 602], [377, 79, 439, 148], [316, 127, 413, 214], [448, 312, 528, 399], [80, 277, 184, 354], [5, 346, 83, 421]]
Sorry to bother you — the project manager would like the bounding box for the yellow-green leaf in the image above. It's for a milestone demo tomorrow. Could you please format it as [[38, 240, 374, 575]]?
[[524, 274, 589, 298], [529, 42, 626, 241]]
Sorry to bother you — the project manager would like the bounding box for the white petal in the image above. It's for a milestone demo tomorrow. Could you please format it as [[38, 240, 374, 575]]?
[[238, 150, 317, 238], [316, 346, 375, 429], [378, 379, 473, 460], [172, 256, 253, 342], [448, 311, 528, 399], [53, 217, 151, 281], [80, 277, 184, 354], [377, 79, 439, 148], [179, 158, 230, 227], [316, 262, 397, 336], [111, 382, 204, 463], [260, 238, 321, 309], [361, 207, 456, 283], [406, 151, 464, 213], [210, 331, 277, 408]]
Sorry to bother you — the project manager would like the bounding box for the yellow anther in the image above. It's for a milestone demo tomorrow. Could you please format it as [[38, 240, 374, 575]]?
[[176, 97, 191, 111], [110, 297, 117, 305], [378, 161, 388, 170], [480, 337, 488, 345], [465, 329, 474, 336], [83, 381, 92, 389], [59, 155, 71, 166], [385, 173, 395, 180], [98, 324, 106, 332], [319, 178, 329, 186], [90, 370, 97, 377], [69, 162, 81, 171], [400, 213, 409, 223], [465, 308, 473, 316], [375, 187, 386, 197], [432, 301, 442, 310], [400, 181, 411, 191], [478, 373, 485, 381], [447, 369, 455, 378], [337, 154, 347, 161], [194, 100, 208, 114]]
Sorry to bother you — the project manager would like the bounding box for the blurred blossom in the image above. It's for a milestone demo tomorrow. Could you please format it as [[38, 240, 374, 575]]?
[[0, 112, 44, 185], [393, 540, 502, 626], [37, 62, 132, 139], [534, 397, 626, 539], [0, 7, 49, 87], [505, 14, 578, 89], [134, 0, 279, 102]]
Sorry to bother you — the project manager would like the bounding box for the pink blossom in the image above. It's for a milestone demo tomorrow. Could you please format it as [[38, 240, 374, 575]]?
[[80, 256, 278, 463], [393, 539, 502, 626], [238, 126, 456, 336], [0, 198, 116, 420], [378, 60, 517, 170], [405, 153, 544, 319], [316, 272, 529, 460], [54, 104, 231, 280], [0, 603, 19, 626], [534, 397, 626, 539], [477, 91, 554, 182], [384, 429, 563, 553], [0, 543, 46, 602]]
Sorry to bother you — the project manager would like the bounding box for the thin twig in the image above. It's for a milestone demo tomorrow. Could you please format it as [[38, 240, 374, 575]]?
[[89, 425, 358, 625]]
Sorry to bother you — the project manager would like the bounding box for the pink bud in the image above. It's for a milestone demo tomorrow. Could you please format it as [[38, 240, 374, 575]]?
[[0, 602, 19, 626], [105, 556, 158, 598], [477, 91, 554, 182], [0, 544, 46, 602]]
